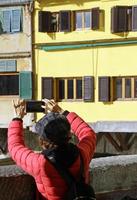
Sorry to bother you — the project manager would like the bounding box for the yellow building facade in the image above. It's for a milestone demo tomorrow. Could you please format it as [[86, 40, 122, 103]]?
[[34, 0, 137, 141]]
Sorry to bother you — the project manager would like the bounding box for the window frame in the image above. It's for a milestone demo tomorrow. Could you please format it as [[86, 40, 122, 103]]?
[[56, 77, 83, 102], [0, 7, 22, 34], [114, 77, 137, 100], [0, 72, 19, 96], [75, 9, 92, 30]]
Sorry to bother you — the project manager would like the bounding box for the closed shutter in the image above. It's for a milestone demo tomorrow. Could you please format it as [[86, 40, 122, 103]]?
[[11, 9, 21, 32], [42, 77, 53, 99], [0, 60, 16, 72], [132, 6, 137, 31], [0, 60, 6, 72], [84, 76, 94, 102], [6, 60, 16, 71], [99, 77, 110, 102], [91, 7, 99, 30], [39, 11, 51, 32], [3, 10, 11, 33], [19, 71, 32, 99], [59, 11, 71, 32]]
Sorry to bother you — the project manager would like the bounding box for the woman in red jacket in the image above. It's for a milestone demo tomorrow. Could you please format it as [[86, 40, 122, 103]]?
[[8, 99, 96, 200]]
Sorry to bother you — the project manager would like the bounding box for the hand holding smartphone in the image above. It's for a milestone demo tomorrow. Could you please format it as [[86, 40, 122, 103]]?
[[26, 100, 45, 113]]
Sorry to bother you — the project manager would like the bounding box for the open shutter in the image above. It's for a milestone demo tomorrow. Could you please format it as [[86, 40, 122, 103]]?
[[11, 9, 21, 32], [42, 77, 54, 99], [59, 11, 71, 32], [111, 7, 118, 33], [39, 11, 52, 32], [91, 7, 100, 30], [0, 10, 4, 33], [84, 76, 94, 102], [3, 10, 11, 33], [111, 6, 128, 33], [19, 71, 32, 99], [99, 77, 110, 102], [132, 6, 137, 31]]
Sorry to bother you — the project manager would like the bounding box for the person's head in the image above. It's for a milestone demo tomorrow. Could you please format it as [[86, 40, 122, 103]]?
[[35, 112, 71, 149]]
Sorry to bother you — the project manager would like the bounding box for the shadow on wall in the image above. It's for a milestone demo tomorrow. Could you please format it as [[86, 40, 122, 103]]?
[[37, 0, 100, 7]]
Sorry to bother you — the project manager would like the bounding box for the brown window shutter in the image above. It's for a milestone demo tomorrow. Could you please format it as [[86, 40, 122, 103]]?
[[91, 7, 100, 30], [99, 77, 110, 102], [111, 7, 118, 33], [132, 6, 137, 31], [59, 11, 71, 32], [38, 11, 52, 32], [42, 77, 54, 99], [118, 6, 128, 32], [84, 76, 94, 102], [111, 6, 128, 33]]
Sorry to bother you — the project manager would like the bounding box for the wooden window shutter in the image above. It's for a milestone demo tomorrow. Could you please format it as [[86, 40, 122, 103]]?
[[3, 10, 11, 33], [84, 76, 94, 102], [42, 77, 54, 99], [0, 10, 4, 33], [59, 11, 71, 32], [99, 77, 110, 102], [19, 71, 32, 99], [11, 9, 21, 32], [111, 7, 118, 33], [118, 6, 128, 32], [132, 6, 137, 31], [39, 11, 51, 32], [111, 6, 128, 33], [91, 7, 100, 30]]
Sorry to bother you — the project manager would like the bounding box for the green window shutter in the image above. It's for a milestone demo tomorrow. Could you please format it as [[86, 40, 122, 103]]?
[[6, 60, 16, 71], [19, 71, 32, 99], [3, 10, 11, 33], [11, 9, 21, 32], [0, 10, 4, 33], [0, 60, 6, 71], [0, 60, 16, 72], [84, 76, 94, 102]]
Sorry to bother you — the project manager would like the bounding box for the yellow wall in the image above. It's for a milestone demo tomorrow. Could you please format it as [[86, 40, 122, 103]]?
[[34, 0, 137, 123]]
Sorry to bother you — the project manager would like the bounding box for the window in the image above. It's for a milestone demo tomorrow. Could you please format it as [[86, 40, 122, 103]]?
[[0, 71, 32, 98], [114, 77, 137, 100], [0, 8, 22, 34], [0, 60, 16, 72], [42, 76, 94, 102], [0, 74, 19, 95], [111, 5, 137, 33], [57, 78, 82, 100], [39, 8, 100, 32], [75, 8, 100, 30], [39, 11, 71, 32]]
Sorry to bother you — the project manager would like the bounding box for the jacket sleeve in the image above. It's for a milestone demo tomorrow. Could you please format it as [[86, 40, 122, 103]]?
[[67, 112, 96, 166], [8, 120, 43, 177]]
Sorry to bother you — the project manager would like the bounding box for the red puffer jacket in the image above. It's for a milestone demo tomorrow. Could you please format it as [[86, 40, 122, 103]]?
[[8, 112, 96, 200]]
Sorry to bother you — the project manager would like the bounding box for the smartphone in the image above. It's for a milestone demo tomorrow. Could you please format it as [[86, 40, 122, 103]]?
[[26, 100, 45, 113]]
